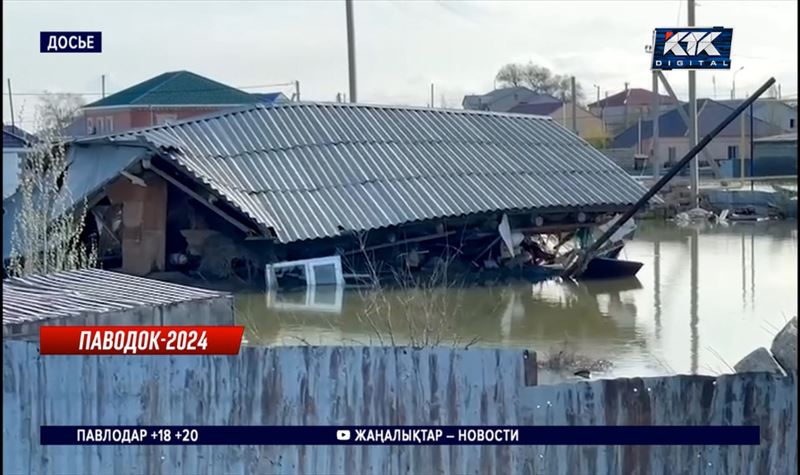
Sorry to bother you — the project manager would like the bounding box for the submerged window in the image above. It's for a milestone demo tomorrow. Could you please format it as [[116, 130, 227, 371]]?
[[266, 255, 344, 290]]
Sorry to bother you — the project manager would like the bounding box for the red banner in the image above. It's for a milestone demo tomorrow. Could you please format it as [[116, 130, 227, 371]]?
[[39, 326, 244, 355]]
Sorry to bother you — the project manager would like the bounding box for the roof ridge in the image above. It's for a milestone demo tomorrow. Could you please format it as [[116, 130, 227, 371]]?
[[185, 167, 621, 196], [166, 135, 587, 161], [129, 71, 185, 104], [78, 102, 559, 144]]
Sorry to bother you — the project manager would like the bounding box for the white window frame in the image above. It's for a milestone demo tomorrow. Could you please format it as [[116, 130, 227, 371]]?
[[265, 255, 344, 290], [87, 118, 95, 134], [105, 116, 114, 133], [264, 285, 344, 314], [155, 113, 178, 125]]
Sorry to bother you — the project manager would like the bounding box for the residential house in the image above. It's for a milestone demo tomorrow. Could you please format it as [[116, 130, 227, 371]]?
[[4, 103, 651, 281], [70, 70, 266, 137], [717, 99, 797, 133], [750, 132, 797, 177], [588, 87, 680, 136], [2, 125, 37, 199], [462, 87, 560, 112], [611, 99, 785, 174], [509, 101, 608, 147]]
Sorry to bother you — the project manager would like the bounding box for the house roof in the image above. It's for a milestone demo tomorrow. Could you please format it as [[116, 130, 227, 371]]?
[[755, 132, 797, 143], [462, 87, 561, 108], [2, 268, 225, 327], [612, 99, 785, 148], [589, 88, 679, 108], [68, 102, 649, 244], [508, 102, 564, 116], [253, 92, 289, 103], [3, 125, 37, 148], [84, 70, 261, 108]]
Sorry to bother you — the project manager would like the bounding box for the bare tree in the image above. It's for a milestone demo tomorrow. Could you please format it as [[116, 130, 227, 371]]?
[[36, 92, 85, 136], [495, 63, 525, 87], [495, 62, 585, 103], [7, 95, 96, 277]]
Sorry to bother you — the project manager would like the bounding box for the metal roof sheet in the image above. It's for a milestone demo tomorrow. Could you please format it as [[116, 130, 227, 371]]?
[[3, 144, 147, 260], [122, 102, 651, 243], [63, 102, 652, 243], [2, 268, 226, 326]]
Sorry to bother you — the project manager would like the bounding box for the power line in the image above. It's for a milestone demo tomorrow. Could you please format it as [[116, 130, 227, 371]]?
[[2, 82, 297, 97]]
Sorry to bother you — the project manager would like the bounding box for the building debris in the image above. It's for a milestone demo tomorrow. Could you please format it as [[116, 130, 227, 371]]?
[[735, 317, 797, 376], [734, 347, 786, 376], [770, 316, 797, 374]]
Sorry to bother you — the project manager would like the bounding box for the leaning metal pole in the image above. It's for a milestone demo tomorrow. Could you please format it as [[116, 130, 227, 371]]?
[[562, 77, 776, 278]]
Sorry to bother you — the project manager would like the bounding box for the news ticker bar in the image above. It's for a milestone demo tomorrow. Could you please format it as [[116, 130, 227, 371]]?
[[42, 426, 760, 446], [39, 326, 244, 355]]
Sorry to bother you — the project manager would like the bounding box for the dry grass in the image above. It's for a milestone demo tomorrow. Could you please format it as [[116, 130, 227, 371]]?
[[346, 229, 483, 348]]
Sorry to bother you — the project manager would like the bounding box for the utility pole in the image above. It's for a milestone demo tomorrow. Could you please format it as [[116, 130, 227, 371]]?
[[637, 114, 642, 155], [295, 80, 301, 101], [7, 78, 15, 128], [571, 76, 577, 134], [749, 103, 754, 191], [688, 0, 699, 207], [101, 74, 106, 98], [623, 82, 630, 128], [430, 83, 434, 108], [740, 102, 746, 182], [732, 66, 744, 100], [651, 71, 660, 180], [602, 91, 609, 138], [345, 0, 357, 103]]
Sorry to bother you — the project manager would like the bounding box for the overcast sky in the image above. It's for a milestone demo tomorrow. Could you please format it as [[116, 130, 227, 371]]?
[[3, 0, 797, 129]]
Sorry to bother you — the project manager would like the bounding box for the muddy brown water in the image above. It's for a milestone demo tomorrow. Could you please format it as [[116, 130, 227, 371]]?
[[235, 220, 797, 380]]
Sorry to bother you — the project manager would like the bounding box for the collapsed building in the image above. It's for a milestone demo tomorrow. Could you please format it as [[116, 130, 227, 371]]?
[[3, 102, 652, 288]]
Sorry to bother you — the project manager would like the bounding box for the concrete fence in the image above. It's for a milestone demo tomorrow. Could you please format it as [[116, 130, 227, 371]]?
[[3, 340, 797, 475]]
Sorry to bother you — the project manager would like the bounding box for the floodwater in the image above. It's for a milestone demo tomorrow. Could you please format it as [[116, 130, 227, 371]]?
[[235, 220, 797, 379]]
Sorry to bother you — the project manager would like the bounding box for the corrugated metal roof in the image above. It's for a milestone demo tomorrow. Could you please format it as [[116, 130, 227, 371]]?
[[2, 268, 226, 326], [113, 102, 651, 243], [3, 144, 147, 260]]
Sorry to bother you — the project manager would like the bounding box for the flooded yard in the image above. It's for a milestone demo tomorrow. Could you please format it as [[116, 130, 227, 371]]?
[[235, 220, 797, 379]]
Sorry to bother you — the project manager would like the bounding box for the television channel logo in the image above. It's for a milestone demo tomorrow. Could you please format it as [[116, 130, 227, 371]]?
[[651, 27, 732, 70]]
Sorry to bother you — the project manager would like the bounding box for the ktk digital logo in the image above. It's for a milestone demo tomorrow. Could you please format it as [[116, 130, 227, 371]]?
[[651, 27, 732, 70]]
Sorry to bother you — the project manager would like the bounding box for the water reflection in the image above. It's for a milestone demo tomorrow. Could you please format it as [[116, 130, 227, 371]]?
[[236, 221, 797, 378]]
